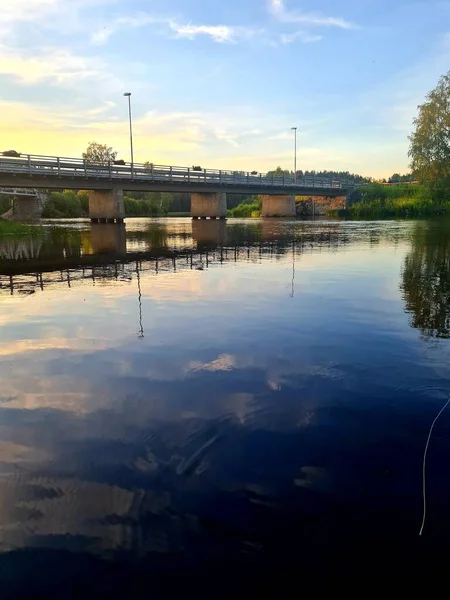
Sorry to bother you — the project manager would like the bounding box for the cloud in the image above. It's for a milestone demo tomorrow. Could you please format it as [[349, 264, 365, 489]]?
[[280, 31, 323, 44], [91, 13, 260, 45], [0, 46, 108, 85], [169, 22, 237, 43], [270, 131, 297, 140], [1, 0, 59, 26], [1, 0, 115, 38], [269, 0, 357, 29]]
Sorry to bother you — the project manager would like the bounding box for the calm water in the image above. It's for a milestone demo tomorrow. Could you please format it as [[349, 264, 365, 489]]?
[[1, 217, 450, 595]]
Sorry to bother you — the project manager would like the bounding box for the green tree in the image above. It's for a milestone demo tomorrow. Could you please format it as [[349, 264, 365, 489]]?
[[409, 71, 450, 198], [82, 142, 117, 165], [266, 166, 291, 179]]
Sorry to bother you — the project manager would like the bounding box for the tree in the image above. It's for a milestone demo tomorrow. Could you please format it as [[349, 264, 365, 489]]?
[[82, 142, 117, 165], [409, 71, 450, 197], [266, 166, 291, 179]]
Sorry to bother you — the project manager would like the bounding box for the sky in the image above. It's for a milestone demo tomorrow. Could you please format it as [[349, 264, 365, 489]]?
[[1, 0, 449, 177]]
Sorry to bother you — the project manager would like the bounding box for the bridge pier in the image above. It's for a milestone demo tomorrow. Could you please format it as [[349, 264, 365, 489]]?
[[5, 193, 46, 221], [191, 193, 227, 219], [261, 195, 296, 218], [89, 189, 125, 224]]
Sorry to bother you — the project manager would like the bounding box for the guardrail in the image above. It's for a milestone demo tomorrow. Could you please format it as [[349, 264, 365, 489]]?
[[0, 187, 37, 196], [0, 153, 354, 190]]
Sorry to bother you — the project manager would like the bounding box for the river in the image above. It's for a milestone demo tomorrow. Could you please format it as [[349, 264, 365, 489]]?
[[0, 217, 449, 595]]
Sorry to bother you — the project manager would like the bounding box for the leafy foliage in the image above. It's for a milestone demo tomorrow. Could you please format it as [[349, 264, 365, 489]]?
[[82, 142, 117, 165], [266, 166, 291, 179], [344, 184, 444, 217], [42, 190, 89, 218], [228, 196, 262, 218], [409, 71, 450, 198]]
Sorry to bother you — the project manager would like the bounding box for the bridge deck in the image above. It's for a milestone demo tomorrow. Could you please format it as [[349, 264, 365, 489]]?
[[0, 154, 354, 196]]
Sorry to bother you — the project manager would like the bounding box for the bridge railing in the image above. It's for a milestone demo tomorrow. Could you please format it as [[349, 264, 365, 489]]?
[[0, 153, 354, 190]]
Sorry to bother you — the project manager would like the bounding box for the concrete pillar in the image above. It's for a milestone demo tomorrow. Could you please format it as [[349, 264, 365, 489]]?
[[261, 195, 296, 218], [11, 195, 45, 221], [89, 189, 125, 223], [191, 193, 227, 219]]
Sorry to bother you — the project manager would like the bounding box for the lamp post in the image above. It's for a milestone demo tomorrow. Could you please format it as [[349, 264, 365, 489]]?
[[124, 92, 134, 171], [291, 127, 297, 183]]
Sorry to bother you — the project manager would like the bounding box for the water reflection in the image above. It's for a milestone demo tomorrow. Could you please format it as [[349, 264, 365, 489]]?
[[0, 218, 450, 594], [401, 220, 450, 338], [90, 223, 127, 255], [0, 219, 408, 296]]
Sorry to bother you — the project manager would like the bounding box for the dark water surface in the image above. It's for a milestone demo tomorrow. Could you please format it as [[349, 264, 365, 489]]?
[[1, 217, 450, 595]]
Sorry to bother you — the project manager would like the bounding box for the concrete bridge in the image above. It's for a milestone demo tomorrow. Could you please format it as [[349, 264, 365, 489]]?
[[0, 153, 355, 222]]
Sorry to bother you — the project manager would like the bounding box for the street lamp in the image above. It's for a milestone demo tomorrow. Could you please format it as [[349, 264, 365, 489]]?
[[124, 92, 134, 170], [291, 127, 297, 183]]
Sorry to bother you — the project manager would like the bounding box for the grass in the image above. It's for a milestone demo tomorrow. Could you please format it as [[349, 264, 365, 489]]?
[[0, 220, 43, 236]]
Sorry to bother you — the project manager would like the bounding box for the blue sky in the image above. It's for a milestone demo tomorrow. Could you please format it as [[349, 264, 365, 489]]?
[[1, 0, 449, 176]]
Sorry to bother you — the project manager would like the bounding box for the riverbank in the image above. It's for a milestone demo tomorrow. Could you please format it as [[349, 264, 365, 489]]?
[[340, 183, 450, 218]]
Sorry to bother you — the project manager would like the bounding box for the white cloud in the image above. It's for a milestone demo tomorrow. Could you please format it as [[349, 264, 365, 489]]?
[[270, 131, 296, 140], [0, 0, 58, 36], [91, 13, 260, 45], [0, 45, 114, 87], [280, 30, 323, 44], [1, 0, 59, 23], [169, 22, 237, 43], [269, 0, 357, 29], [1, 0, 115, 37]]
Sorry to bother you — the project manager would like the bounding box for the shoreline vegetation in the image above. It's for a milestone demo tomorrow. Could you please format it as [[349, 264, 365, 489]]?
[[338, 183, 449, 218]]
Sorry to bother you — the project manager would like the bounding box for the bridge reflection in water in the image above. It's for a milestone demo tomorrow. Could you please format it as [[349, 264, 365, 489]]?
[[0, 218, 398, 298]]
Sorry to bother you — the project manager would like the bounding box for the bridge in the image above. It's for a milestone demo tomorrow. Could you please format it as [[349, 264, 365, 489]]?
[[0, 153, 354, 221]]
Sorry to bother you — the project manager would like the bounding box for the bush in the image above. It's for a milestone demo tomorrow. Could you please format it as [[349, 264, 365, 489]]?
[[228, 201, 262, 218], [344, 184, 449, 217], [42, 190, 89, 218]]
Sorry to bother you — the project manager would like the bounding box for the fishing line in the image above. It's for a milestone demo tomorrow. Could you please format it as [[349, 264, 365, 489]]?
[[419, 396, 450, 536]]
